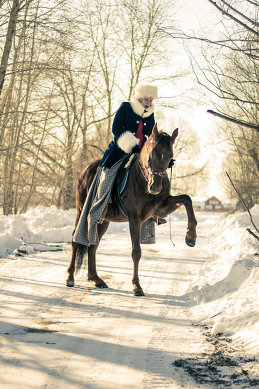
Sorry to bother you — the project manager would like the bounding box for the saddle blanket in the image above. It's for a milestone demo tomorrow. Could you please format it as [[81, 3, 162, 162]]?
[[112, 153, 138, 217], [73, 157, 155, 247]]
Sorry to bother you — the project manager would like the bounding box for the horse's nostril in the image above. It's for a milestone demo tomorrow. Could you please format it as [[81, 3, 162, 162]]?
[[149, 185, 161, 195]]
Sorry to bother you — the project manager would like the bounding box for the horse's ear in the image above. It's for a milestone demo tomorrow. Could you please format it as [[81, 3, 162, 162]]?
[[152, 122, 159, 138], [172, 128, 178, 142]]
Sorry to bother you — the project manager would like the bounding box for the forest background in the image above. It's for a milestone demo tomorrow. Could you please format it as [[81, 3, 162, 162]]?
[[0, 0, 258, 215]]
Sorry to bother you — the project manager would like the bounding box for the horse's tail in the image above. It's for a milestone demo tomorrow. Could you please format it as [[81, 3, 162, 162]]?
[[75, 243, 88, 274], [73, 160, 100, 275], [75, 159, 101, 223]]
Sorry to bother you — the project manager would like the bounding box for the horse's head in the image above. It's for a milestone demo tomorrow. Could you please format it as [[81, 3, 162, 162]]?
[[139, 123, 178, 195]]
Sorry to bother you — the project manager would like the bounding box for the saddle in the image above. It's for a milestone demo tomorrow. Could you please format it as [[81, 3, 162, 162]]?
[[112, 153, 138, 217]]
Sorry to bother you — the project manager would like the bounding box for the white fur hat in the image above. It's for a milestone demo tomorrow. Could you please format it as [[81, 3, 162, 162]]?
[[134, 83, 158, 100]]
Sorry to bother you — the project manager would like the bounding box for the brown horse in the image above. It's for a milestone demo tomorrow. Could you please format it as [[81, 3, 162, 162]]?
[[66, 124, 197, 296]]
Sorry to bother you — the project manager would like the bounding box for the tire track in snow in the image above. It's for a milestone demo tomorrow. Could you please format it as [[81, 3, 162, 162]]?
[[141, 241, 209, 388], [142, 256, 182, 388]]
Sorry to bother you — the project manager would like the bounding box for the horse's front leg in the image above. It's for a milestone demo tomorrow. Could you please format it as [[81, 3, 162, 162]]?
[[128, 217, 144, 296], [160, 194, 197, 247], [181, 195, 197, 247]]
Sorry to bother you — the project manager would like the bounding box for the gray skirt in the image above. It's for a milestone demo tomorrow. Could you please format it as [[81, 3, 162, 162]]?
[[73, 158, 155, 246]]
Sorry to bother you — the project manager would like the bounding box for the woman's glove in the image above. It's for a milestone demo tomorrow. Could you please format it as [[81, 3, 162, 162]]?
[[117, 131, 139, 153]]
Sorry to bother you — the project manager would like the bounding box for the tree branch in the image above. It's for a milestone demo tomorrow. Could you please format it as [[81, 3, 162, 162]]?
[[226, 171, 259, 235], [247, 228, 259, 242], [220, 0, 259, 28], [207, 109, 259, 131], [207, 0, 259, 36]]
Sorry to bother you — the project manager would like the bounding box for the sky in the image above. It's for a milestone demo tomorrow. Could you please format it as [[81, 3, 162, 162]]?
[[178, 0, 221, 31]]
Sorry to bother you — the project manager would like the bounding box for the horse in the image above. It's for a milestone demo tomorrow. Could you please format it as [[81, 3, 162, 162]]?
[[66, 124, 197, 296]]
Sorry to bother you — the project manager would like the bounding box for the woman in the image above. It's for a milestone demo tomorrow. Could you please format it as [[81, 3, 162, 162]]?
[[73, 84, 158, 248], [99, 83, 157, 168]]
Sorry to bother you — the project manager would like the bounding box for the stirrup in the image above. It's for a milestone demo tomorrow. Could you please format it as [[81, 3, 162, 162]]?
[[152, 216, 167, 225]]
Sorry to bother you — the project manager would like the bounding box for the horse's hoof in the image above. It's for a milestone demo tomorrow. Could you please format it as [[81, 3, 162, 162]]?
[[66, 280, 74, 287], [134, 289, 145, 296], [96, 281, 108, 289], [185, 235, 196, 247]]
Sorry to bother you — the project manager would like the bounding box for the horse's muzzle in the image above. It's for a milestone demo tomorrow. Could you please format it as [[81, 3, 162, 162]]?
[[148, 178, 162, 195], [148, 189, 161, 195], [147, 166, 165, 195]]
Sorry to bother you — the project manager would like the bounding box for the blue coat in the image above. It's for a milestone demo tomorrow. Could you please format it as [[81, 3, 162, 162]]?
[[99, 102, 155, 168]]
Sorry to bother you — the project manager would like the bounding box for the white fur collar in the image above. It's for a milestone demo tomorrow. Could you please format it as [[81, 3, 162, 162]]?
[[130, 97, 155, 118]]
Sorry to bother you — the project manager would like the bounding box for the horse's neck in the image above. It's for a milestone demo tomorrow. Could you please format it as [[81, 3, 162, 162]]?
[[136, 150, 149, 185], [139, 142, 149, 168]]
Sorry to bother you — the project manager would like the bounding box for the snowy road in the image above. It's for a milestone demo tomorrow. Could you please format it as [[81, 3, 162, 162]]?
[[0, 212, 258, 388]]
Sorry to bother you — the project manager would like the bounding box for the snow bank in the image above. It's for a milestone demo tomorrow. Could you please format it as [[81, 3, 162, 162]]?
[[186, 205, 259, 356], [0, 205, 134, 257], [0, 205, 76, 257]]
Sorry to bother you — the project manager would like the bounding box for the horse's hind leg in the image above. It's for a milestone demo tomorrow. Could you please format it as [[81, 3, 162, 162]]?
[[66, 241, 79, 287], [88, 220, 110, 288]]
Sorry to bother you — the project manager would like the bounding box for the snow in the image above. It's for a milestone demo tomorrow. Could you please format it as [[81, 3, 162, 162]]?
[[0, 205, 258, 387], [0, 205, 76, 257], [183, 205, 259, 357], [211, 321, 227, 335]]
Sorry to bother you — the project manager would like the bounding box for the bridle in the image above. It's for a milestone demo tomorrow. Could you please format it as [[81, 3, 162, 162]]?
[[137, 138, 167, 182], [137, 159, 166, 182], [147, 166, 166, 177]]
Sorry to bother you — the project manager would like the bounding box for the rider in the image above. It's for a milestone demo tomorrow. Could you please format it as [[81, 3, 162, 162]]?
[[99, 83, 157, 168], [73, 84, 162, 249]]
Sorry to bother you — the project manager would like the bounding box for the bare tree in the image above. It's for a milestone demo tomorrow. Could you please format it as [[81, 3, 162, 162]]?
[[188, 1, 258, 130], [221, 120, 259, 208], [0, 0, 73, 213], [162, 0, 259, 204], [0, 0, 188, 214], [118, 0, 170, 98]]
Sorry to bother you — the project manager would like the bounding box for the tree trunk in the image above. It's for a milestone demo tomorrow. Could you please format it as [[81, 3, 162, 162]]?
[[0, 0, 19, 96]]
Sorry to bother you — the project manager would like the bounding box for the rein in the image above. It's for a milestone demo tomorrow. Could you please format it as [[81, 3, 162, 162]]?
[[137, 158, 166, 182], [168, 166, 175, 246], [137, 158, 149, 182]]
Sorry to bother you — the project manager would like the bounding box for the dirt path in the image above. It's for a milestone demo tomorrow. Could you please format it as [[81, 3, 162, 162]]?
[[0, 216, 258, 388]]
